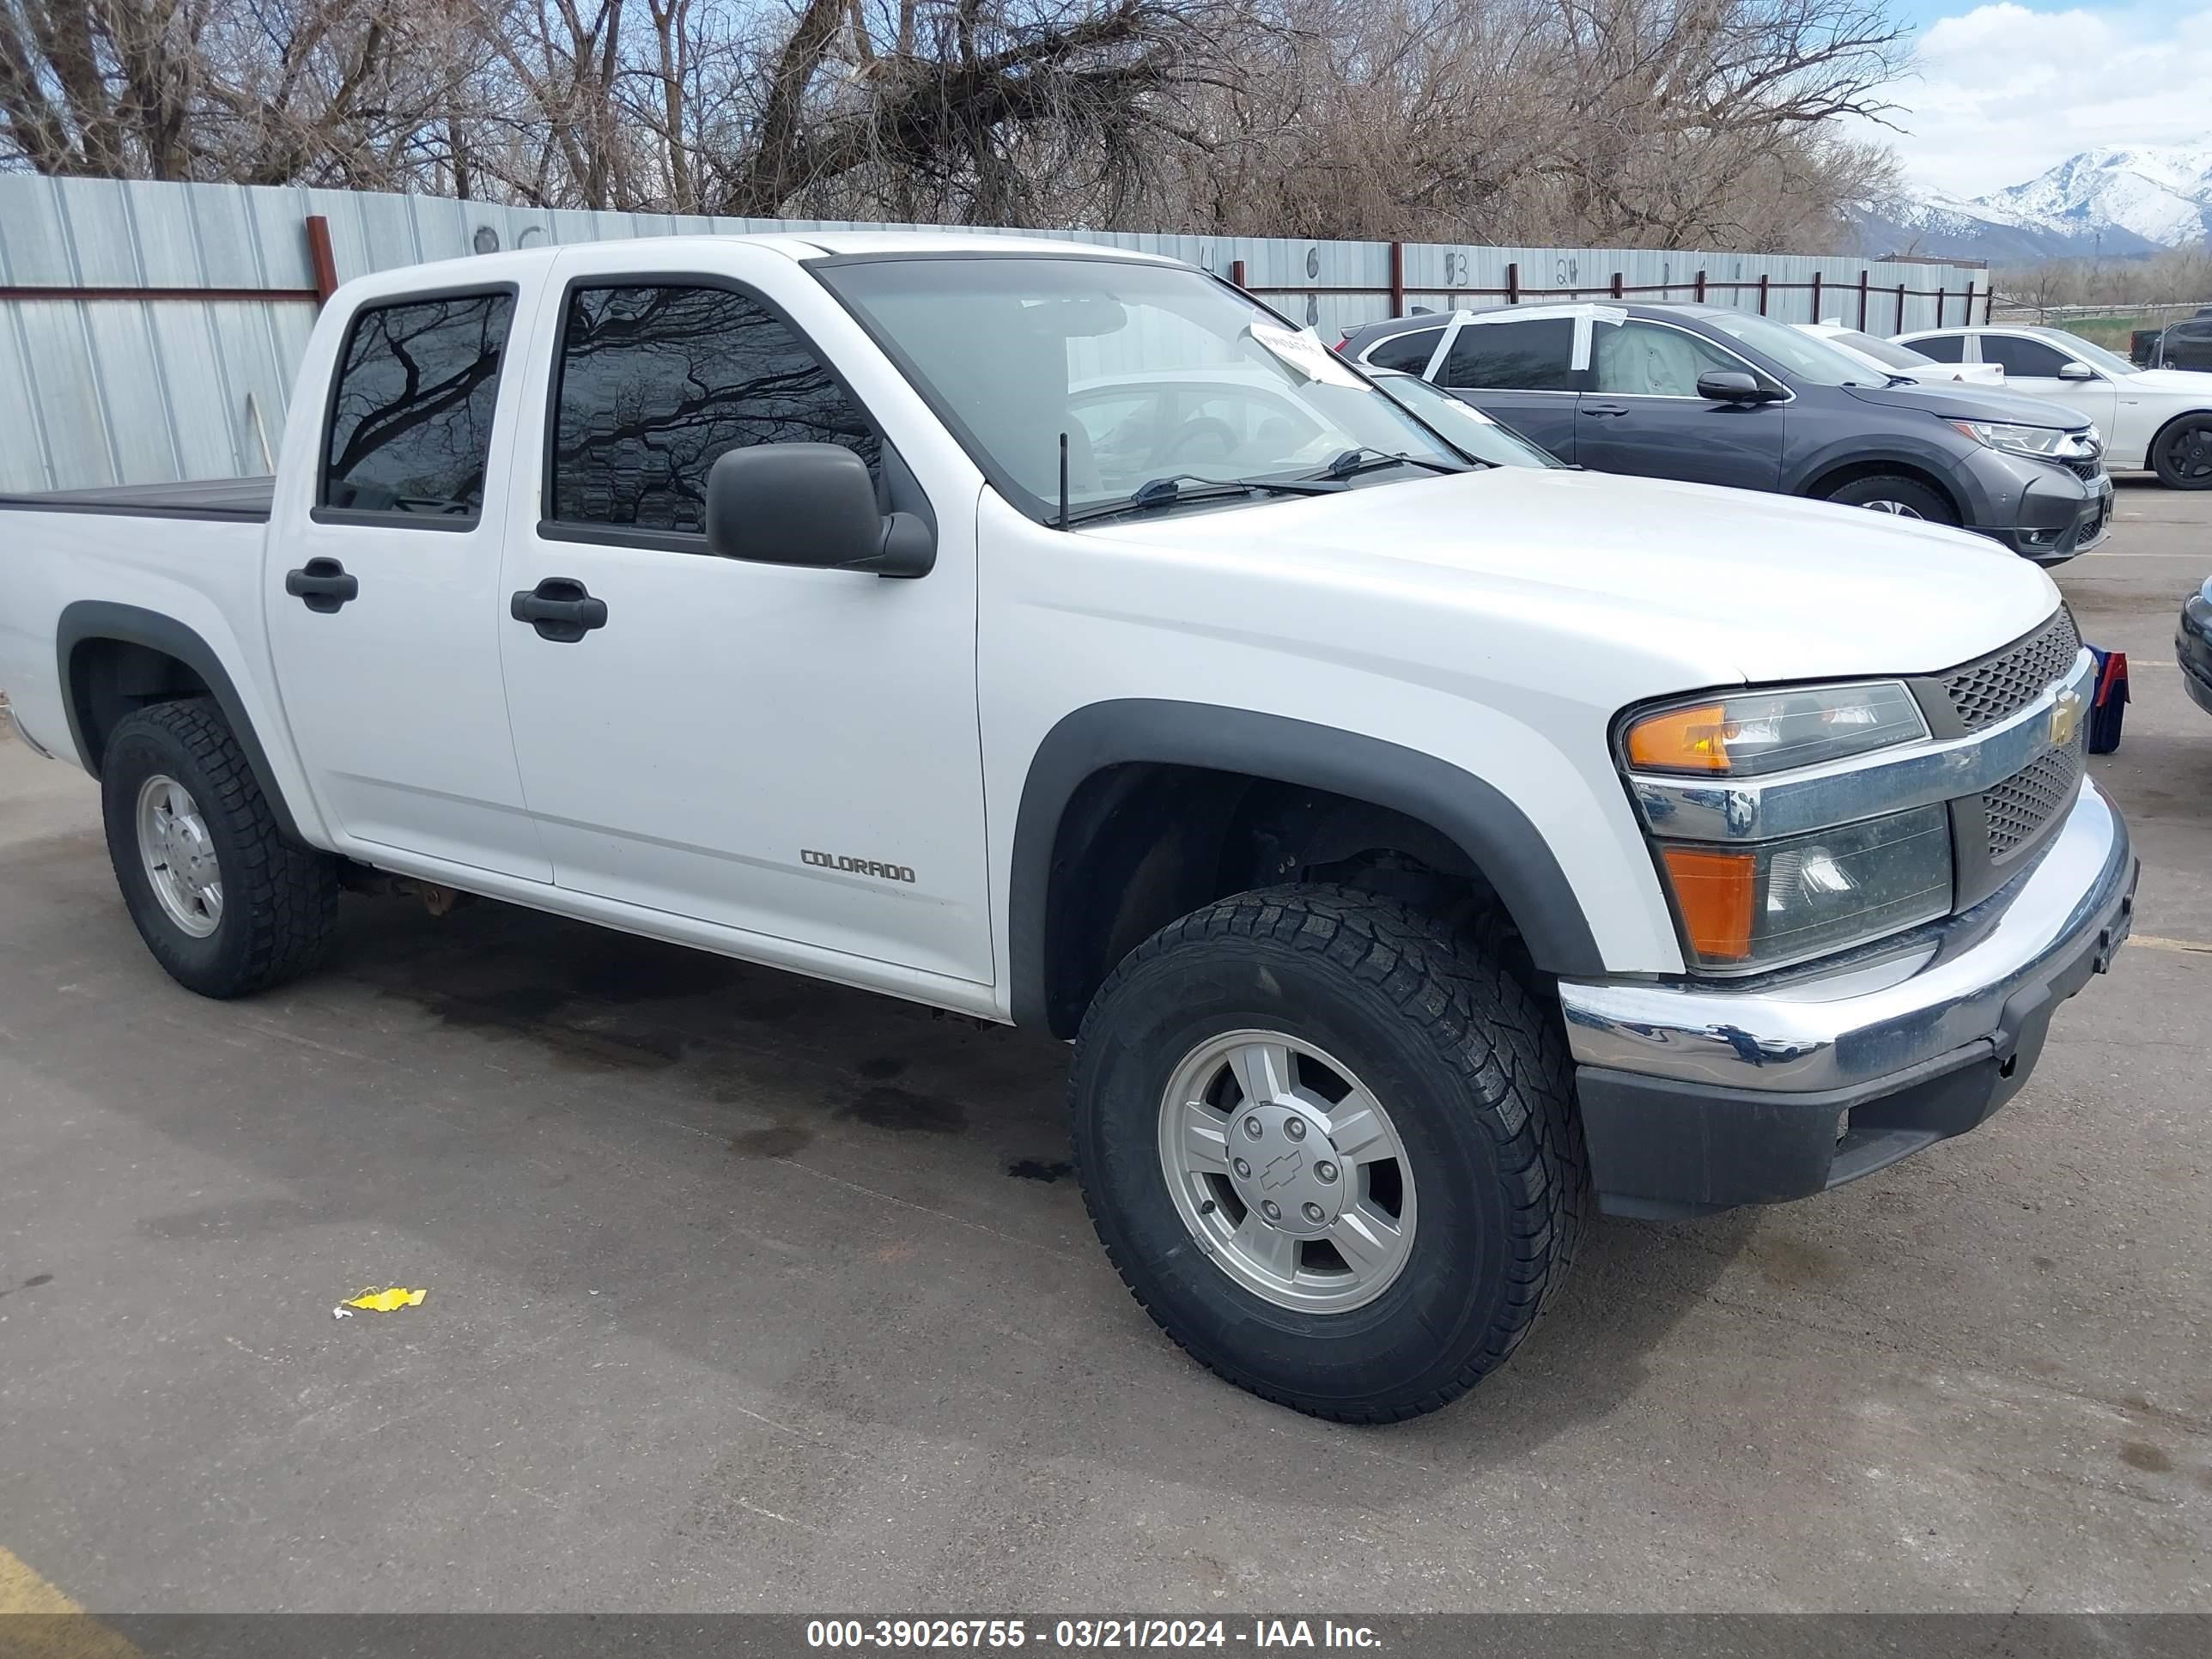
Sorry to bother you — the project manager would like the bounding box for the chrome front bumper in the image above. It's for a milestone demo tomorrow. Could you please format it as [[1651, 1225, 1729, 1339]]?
[[1560, 778, 2133, 1093], [1559, 781, 2136, 1215]]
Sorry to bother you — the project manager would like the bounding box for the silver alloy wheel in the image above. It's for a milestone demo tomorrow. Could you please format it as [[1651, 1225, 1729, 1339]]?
[[1859, 499, 1924, 519], [136, 774, 223, 939], [1158, 1030, 1418, 1313]]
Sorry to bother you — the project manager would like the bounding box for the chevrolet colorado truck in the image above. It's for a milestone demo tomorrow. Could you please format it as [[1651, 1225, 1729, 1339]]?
[[0, 234, 2139, 1422]]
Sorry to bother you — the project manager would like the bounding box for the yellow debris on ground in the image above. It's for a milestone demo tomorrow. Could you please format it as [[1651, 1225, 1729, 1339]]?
[[341, 1286, 427, 1312]]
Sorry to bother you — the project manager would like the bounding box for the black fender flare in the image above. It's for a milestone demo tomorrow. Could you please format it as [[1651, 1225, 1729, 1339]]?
[[1006, 700, 1605, 1029], [56, 600, 307, 844]]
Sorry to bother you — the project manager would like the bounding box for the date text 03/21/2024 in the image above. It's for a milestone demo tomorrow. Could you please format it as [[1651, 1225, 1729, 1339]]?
[[804, 1620, 1383, 1650]]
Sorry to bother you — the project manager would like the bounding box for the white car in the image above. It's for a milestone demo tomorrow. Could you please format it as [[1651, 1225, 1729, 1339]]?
[[1795, 322, 2006, 387], [0, 232, 2137, 1422], [1896, 324, 2212, 489]]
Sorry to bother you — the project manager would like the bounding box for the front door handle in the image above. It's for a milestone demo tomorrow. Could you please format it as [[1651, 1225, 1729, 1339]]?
[[1580, 402, 1629, 417], [511, 577, 609, 643], [284, 557, 359, 613]]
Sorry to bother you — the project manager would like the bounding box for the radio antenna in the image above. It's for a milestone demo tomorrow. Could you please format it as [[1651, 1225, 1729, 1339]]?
[[1058, 432, 1070, 531]]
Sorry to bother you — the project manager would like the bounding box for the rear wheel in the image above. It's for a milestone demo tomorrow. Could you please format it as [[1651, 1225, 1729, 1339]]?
[[1821, 474, 1959, 523], [1067, 884, 1588, 1422], [2150, 416, 2212, 489], [101, 700, 340, 998]]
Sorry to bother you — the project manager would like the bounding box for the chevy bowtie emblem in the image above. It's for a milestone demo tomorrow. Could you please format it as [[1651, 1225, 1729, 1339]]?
[[2051, 688, 2084, 749]]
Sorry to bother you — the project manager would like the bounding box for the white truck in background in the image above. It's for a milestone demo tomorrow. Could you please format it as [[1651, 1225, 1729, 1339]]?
[[0, 233, 2137, 1421]]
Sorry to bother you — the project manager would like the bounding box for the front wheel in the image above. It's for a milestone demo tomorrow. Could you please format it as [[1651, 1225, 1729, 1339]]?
[[2151, 416, 2212, 489], [1067, 885, 1589, 1422], [100, 700, 340, 998], [1820, 474, 1959, 523]]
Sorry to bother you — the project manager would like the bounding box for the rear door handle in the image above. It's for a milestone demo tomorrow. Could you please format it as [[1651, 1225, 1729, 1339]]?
[[284, 557, 359, 613], [511, 577, 609, 643], [1580, 402, 1629, 417]]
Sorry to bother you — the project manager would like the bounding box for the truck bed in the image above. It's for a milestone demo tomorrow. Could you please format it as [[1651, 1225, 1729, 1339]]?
[[0, 476, 274, 522]]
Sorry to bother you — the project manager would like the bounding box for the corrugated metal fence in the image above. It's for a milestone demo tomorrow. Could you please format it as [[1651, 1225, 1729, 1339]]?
[[0, 174, 1994, 493]]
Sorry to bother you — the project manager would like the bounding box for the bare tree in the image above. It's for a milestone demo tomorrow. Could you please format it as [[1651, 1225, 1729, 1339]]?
[[1, 0, 1917, 252]]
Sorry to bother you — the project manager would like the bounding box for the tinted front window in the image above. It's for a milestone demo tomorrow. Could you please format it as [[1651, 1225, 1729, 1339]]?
[[1440, 319, 1578, 390], [550, 284, 878, 533], [2032, 330, 2136, 376], [1364, 326, 1443, 373], [324, 292, 514, 518], [1981, 335, 2074, 378], [1910, 334, 1967, 362]]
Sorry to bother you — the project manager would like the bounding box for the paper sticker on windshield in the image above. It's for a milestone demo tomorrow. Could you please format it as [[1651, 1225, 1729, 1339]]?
[[1250, 323, 1364, 387]]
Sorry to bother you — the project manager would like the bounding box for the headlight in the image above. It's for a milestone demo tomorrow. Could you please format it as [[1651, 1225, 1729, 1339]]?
[[1950, 419, 2090, 460], [1656, 806, 1953, 971], [1623, 682, 1927, 777]]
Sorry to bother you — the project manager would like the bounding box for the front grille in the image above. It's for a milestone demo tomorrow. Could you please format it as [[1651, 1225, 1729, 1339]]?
[[2064, 455, 2102, 482], [1984, 744, 2082, 863], [1942, 608, 2081, 731]]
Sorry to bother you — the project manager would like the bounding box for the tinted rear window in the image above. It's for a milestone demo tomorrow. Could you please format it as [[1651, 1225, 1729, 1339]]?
[[1364, 326, 1443, 373], [324, 292, 514, 519], [1440, 319, 1578, 391]]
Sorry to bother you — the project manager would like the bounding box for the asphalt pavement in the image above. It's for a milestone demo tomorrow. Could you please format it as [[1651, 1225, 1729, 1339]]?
[[1, 481, 2207, 1613]]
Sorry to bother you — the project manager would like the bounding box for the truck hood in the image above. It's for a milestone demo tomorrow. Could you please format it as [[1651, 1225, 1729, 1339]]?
[[1082, 466, 2060, 686], [1839, 380, 2094, 428]]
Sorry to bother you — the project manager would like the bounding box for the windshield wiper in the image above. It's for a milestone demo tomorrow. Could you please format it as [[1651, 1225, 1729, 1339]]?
[[1313, 447, 1469, 480], [1062, 472, 1345, 526]]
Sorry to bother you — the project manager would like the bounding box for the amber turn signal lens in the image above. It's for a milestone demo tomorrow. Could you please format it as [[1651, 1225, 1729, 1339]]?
[[1659, 845, 1756, 963], [1626, 702, 1732, 773]]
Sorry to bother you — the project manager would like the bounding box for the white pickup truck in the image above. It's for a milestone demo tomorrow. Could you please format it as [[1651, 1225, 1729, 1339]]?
[[0, 233, 2139, 1421]]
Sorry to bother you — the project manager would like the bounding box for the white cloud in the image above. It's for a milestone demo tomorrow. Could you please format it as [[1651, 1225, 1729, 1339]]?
[[1853, 3, 2212, 198]]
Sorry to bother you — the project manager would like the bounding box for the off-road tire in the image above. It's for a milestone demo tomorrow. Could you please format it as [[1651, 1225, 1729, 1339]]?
[[1067, 884, 1589, 1422], [101, 699, 340, 998]]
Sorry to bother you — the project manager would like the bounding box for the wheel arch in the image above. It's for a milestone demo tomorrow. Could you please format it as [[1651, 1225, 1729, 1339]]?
[[1797, 456, 1966, 521], [1007, 701, 1604, 1036], [56, 601, 306, 844]]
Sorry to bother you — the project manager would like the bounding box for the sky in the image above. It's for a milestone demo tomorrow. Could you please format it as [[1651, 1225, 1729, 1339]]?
[[1859, 1, 2212, 198]]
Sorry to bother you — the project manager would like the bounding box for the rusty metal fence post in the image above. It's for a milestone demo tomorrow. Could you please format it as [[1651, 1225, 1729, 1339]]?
[[305, 215, 340, 305]]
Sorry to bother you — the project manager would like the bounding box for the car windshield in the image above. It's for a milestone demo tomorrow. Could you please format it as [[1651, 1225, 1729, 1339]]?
[[1700, 311, 1887, 386], [2031, 328, 2138, 376], [1369, 373, 1561, 467], [815, 256, 1464, 521], [1829, 330, 1931, 370]]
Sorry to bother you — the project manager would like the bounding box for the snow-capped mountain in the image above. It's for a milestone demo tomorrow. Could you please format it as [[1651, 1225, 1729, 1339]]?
[[1854, 143, 2212, 262]]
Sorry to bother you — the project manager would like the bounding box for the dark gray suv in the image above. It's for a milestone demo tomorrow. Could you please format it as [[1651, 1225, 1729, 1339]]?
[[1338, 302, 2112, 563]]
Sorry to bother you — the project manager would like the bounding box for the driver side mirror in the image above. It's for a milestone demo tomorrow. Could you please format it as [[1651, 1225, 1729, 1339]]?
[[2057, 361, 2096, 382], [704, 444, 934, 579], [1697, 370, 1781, 404]]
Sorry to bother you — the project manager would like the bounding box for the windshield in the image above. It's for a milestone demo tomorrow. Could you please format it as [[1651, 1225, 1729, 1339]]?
[[1700, 311, 1890, 385], [1370, 373, 1561, 467], [1829, 330, 1931, 371], [2032, 327, 2138, 376], [816, 257, 1463, 521]]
